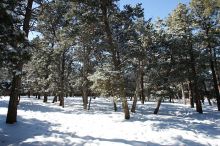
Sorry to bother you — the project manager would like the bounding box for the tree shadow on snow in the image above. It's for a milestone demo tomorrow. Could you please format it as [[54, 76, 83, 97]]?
[[0, 116, 62, 146], [0, 115, 161, 146], [126, 103, 220, 145]]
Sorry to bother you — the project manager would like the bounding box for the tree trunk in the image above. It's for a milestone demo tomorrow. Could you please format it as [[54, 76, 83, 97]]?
[[82, 46, 89, 110], [131, 95, 137, 113], [123, 99, 130, 119], [154, 97, 162, 114], [59, 95, 64, 108], [140, 71, 145, 104], [28, 90, 30, 98], [59, 51, 66, 108], [6, 64, 22, 124], [169, 96, 172, 103], [209, 48, 220, 111], [43, 93, 47, 102], [131, 71, 140, 113], [208, 98, 212, 106], [52, 95, 57, 103], [113, 100, 117, 112], [38, 94, 41, 100], [140, 61, 145, 104], [88, 96, 92, 110], [189, 45, 202, 113], [120, 80, 130, 119], [82, 89, 88, 110]]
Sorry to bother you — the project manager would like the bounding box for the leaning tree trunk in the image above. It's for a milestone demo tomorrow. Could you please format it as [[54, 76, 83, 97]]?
[[154, 97, 162, 114]]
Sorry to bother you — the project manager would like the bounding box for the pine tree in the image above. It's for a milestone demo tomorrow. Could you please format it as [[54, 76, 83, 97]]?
[[1, 0, 34, 124], [190, 0, 220, 111], [67, 0, 102, 110], [167, 3, 203, 113]]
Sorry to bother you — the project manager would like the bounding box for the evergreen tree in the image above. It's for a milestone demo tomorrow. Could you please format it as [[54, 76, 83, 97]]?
[[167, 3, 203, 113], [1, 0, 34, 124], [190, 0, 220, 111]]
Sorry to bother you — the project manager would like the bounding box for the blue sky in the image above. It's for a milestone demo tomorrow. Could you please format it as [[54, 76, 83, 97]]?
[[119, 0, 191, 20]]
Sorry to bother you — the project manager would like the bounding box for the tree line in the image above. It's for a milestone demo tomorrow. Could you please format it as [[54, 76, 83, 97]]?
[[0, 0, 220, 124]]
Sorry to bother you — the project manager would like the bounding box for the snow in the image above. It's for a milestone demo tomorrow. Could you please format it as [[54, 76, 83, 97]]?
[[0, 96, 220, 146]]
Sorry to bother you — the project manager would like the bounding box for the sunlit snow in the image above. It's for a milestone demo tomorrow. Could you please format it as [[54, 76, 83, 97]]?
[[0, 96, 219, 146]]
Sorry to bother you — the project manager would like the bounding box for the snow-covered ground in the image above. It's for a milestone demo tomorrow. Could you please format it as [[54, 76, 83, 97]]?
[[0, 96, 220, 146]]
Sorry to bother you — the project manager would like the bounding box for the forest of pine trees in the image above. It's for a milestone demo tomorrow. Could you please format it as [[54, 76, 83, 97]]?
[[0, 0, 220, 124]]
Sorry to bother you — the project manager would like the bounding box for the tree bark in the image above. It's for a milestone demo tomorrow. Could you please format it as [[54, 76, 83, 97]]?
[[140, 61, 145, 104], [169, 96, 172, 103], [82, 47, 89, 110], [88, 96, 92, 110], [140, 70, 145, 104], [52, 95, 57, 103], [131, 71, 140, 113], [6, 64, 22, 124], [59, 51, 66, 108], [43, 93, 47, 102], [59, 96, 64, 108], [113, 101, 117, 112], [82, 89, 88, 110], [28, 90, 30, 98], [209, 48, 220, 111], [154, 97, 162, 114], [131, 95, 137, 113]]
